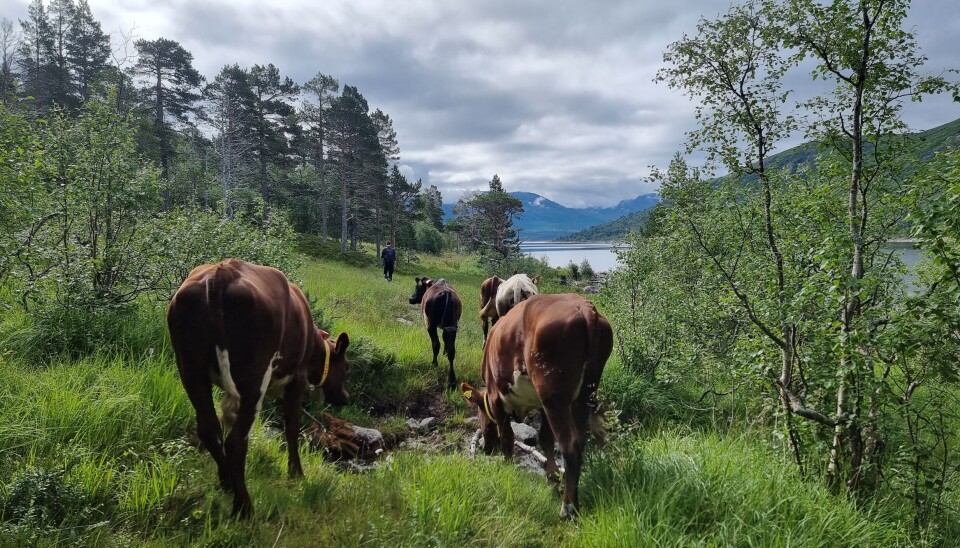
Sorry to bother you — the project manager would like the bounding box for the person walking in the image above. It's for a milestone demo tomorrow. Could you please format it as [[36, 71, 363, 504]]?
[[381, 242, 397, 281]]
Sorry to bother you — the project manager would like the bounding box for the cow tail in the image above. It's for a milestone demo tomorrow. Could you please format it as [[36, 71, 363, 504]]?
[[479, 296, 496, 320], [207, 264, 235, 353], [440, 291, 458, 333], [584, 303, 605, 439]]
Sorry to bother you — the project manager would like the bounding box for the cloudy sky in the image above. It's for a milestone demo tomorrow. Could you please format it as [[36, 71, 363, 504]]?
[[3, 1, 959, 207]]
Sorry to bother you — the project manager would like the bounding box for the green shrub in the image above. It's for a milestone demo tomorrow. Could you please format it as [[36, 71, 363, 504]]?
[[298, 234, 377, 268], [580, 258, 595, 280], [2, 468, 97, 528], [413, 221, 444, 254]]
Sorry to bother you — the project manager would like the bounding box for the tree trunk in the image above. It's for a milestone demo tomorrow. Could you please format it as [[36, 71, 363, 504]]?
[[340, 163, 348, 253]]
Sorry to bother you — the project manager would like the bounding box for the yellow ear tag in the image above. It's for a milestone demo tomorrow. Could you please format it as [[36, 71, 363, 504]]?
[[463, 390, 473, 401]]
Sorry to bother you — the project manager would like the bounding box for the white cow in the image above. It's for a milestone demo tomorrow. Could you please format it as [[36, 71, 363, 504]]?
[[495, 273, 540, 318]]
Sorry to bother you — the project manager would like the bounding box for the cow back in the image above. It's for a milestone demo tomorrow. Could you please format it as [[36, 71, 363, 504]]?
[[494, 274, 539, 318], [422, 279, 462, 331], [483, 294, 612, 415]]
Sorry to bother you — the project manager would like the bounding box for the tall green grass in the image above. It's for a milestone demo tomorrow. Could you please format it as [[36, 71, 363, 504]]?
[[299, 251, 489, 406], [0, 251, 938, 546]]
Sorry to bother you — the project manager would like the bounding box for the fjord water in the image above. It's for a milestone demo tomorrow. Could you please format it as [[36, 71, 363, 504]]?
[[520, 241, 624, 272], [523, 240, 923, 282]]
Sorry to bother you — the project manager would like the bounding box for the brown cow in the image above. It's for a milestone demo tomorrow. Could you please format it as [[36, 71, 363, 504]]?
[[409, 277, 462, 390], [460, 293, 612, 519], [478, 275, 503, 345], [167, 259, 351, 518]]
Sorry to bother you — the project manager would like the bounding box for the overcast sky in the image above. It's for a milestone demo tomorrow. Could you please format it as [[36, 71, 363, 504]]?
[[3, 1, 959, 207]]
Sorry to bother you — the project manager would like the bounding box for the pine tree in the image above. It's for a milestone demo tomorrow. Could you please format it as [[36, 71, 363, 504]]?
[[17, 0, 55, 112], [328, 85, 378, 252], [302, 72, 339, 241], [248, 63, 298, 221], [370, 108, 398, 255], [204, 64, 256, 220], [386, 164, 419, 248], [133, 37, 203, 209], [453, 174, 523, 268], [46, 0, 75, 109], [1, 18, 18, 105], [66, 0, 109, 102]]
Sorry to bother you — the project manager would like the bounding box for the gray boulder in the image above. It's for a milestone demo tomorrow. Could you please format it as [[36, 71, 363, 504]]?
[[511, 421, 538, 444]]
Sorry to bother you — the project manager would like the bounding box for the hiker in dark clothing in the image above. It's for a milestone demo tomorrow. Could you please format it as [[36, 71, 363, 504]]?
[[381, 243, 397, 281]]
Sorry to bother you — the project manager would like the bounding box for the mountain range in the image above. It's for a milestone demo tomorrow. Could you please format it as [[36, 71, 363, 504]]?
[[442, 191, 660, 240], [442, 117, 960, 242], [560, 116, 960, 241]]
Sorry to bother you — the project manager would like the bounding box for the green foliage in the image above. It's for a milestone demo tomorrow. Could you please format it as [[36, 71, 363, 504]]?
[[297, 234, 377, 268], [412, 220, 443, 254], [0, 250, 954, 544], [579, 259, 595, 280], [2, 468, 95, 528], [453, 174, 524, 270]]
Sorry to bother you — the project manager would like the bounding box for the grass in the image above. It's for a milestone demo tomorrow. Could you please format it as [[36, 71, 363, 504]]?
[[0, 247, 932, 546]]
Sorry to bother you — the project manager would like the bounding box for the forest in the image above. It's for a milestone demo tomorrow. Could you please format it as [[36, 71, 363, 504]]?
[[2, 0, 960, 546]]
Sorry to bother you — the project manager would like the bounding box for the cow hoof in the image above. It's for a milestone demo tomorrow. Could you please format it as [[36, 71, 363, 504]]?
[[232, 503, 253, 520], [560, 503, 578, 520]]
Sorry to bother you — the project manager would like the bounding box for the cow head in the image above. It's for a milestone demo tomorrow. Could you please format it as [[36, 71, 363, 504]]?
[[408, 277, 433, 304], [460, 382, 499, 454], [309, 330, 351, 406]]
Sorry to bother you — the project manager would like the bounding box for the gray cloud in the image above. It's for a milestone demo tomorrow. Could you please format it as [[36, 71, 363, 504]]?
[[2, 0, 958, 207]]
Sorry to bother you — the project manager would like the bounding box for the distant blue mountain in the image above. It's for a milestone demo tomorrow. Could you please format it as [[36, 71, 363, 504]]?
[[442, 191, 660, 240]]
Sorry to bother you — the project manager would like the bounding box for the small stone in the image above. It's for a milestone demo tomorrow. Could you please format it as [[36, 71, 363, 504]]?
[[511, 422, 538, 444], [350, 425, 384, 448], [419, 417, 438, 433], [406, 418, 421, 430]]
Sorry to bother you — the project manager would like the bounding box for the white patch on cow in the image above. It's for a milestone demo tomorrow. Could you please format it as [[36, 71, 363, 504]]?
[[266, 374, 293, 398], [572, 368, 585, 401], [502, 369, 541, 418], [215, 345, 241, 434], [249, 365, 276, 441], [265, 352, 293, 397], [496, 274, 539, 317]]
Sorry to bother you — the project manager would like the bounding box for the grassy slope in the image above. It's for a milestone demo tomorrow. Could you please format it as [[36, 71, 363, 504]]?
[[0, 250, 911, 546]]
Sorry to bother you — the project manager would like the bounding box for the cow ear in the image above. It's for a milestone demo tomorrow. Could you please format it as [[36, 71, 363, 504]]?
[[415, 277, 421, 284], [335, 332, 350, 355], [460, 382, 481, 405], [532, 275, 541, 285]]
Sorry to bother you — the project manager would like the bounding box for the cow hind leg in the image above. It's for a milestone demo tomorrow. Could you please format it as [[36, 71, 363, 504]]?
[[543, 405, 584, 519], [282, 378, 307, 478], [538, 411, 561, 485], [177, 357, 231, 491], [223, 393, 260, 519], [442, 329, 457, 390], [428, 326, 441, 368]]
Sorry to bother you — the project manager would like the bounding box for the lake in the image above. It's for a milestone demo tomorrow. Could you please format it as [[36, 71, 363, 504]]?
[[520, 241, 625, 272], [522, 240, 924, 282]]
